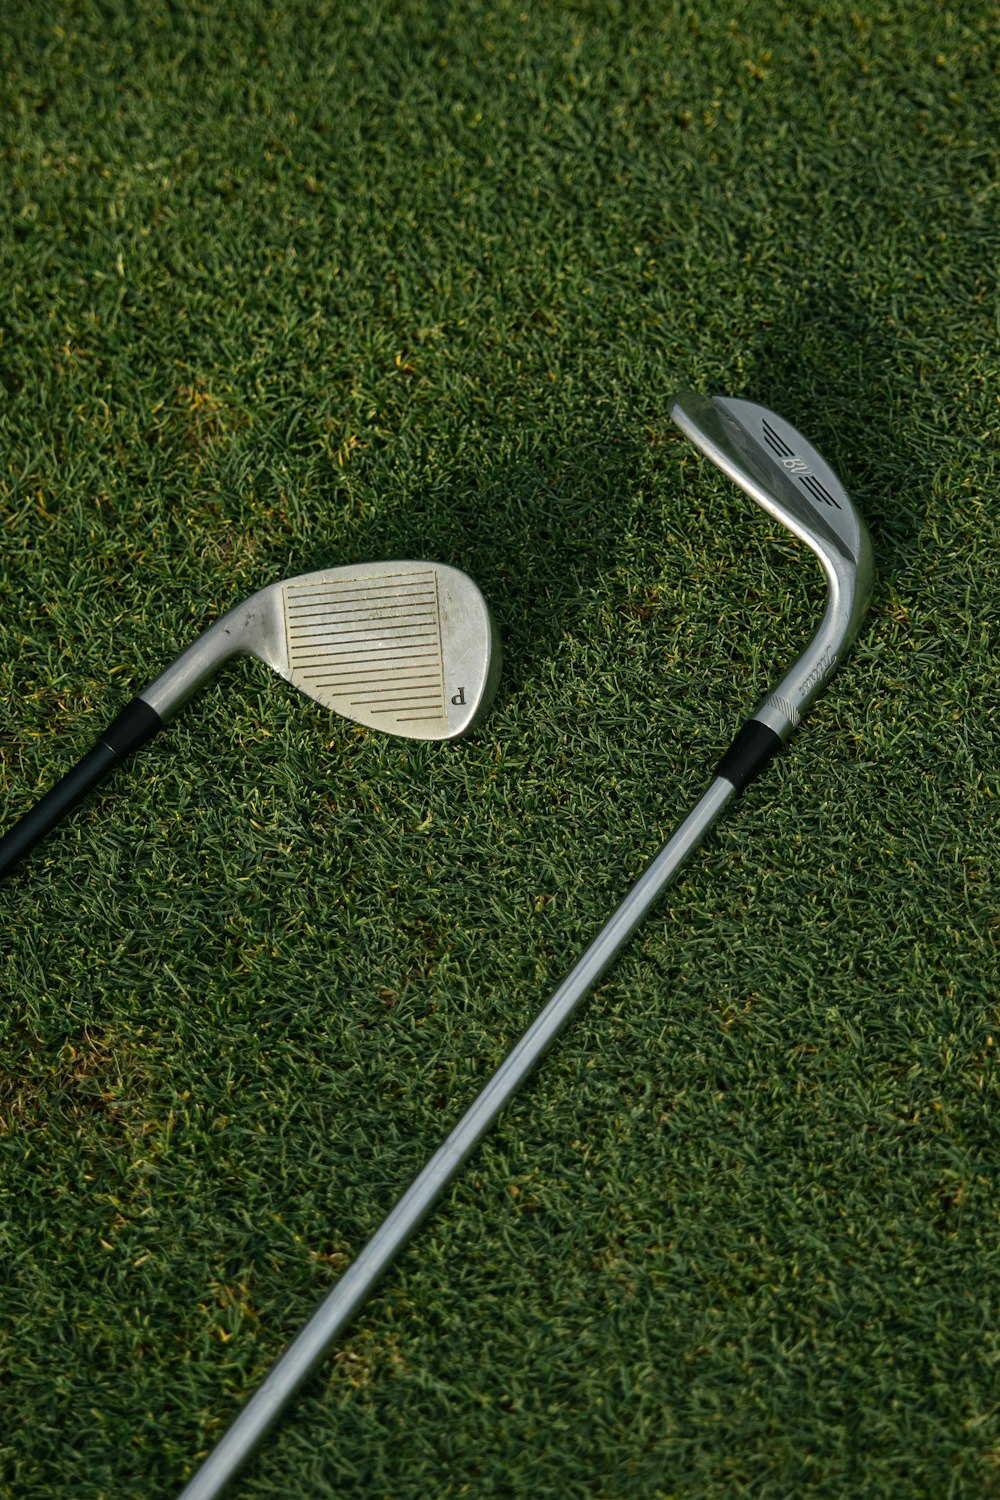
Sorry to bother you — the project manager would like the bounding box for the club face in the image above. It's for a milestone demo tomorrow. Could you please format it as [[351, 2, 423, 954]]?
[[273, 561, 500, 740], [670, 392, 871, 578]]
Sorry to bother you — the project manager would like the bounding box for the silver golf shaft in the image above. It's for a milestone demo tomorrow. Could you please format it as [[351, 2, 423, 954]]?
[[179, 775, 736, 1500]]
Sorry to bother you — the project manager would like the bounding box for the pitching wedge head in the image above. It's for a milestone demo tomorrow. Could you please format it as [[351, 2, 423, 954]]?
[[141, 561, 501, 741], [670, 393, 874, 738]]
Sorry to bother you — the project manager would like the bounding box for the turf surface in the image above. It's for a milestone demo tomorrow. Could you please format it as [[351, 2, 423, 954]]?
[[1, 2, 997, 1496]]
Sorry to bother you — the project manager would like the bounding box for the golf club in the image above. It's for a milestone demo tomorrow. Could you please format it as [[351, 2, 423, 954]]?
[[0, 561, 501, 880], [179, 392, 874, 1499]]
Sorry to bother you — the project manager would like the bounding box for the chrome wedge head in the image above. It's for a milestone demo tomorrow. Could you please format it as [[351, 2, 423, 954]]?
[[140, 561, 501, 741], [670, 393, 874, 740]]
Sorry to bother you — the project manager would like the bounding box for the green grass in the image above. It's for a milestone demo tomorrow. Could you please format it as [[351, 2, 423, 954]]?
[[1, 1, 997, 1496]]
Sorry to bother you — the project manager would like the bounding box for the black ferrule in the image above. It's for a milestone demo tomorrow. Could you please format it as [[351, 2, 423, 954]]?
[[715, 719, 784, 794], [99, 698, 164, 758]]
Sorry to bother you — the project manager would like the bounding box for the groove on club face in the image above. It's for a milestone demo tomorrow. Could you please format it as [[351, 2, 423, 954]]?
[[670, 393, 874, 740], [278, 562, 499, 739], [282, 568, 450, 731]]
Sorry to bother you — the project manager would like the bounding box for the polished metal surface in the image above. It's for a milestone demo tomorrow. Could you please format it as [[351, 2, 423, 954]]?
[[140, 561, 500, 740], [670, 393, 874, 740]]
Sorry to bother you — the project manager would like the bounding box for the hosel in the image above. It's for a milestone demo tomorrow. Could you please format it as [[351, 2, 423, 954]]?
[[715, 542, 873, 794], [138, 584, 286, 722]]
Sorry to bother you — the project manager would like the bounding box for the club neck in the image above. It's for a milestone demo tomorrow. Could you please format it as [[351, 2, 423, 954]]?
[[137, 586, 285, 721], [747, 547, 870, 741]]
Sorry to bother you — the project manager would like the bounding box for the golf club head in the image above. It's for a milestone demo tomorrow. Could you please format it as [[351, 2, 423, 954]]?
[[671, 393, 874, 740], [141, 561, 501, 741], [0, 560, 500, 880]]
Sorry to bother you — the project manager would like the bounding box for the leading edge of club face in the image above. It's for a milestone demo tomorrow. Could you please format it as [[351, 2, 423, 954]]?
[[670, 392, 874, 738], [140, 561, 501, 741]]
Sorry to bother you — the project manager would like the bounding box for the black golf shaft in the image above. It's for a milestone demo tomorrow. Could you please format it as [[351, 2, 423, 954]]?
[[0, 699, 163, 880]]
